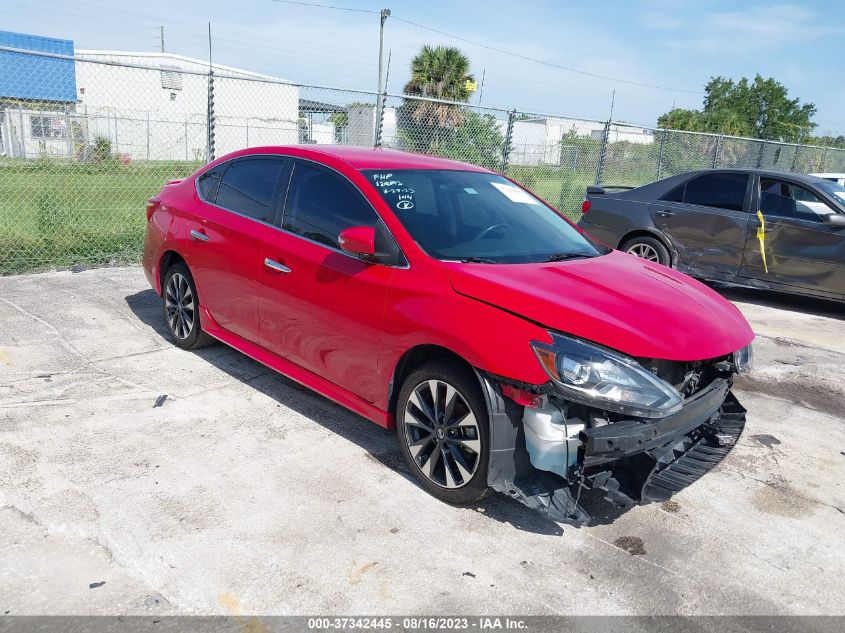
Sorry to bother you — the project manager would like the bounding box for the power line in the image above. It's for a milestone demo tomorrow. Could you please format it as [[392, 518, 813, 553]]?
[[267, 0, 378, 14], [389, 15, 703, 95]]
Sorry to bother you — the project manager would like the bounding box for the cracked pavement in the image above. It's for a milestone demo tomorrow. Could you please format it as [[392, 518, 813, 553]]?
[[0, 267, 843, 615]]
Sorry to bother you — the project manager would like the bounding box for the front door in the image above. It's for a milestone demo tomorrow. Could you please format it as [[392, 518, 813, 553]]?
[[259, 159, 403, 404], [651, 171, 752, 276], [188, 156, 289, 343], [740, 176, 845, 298]]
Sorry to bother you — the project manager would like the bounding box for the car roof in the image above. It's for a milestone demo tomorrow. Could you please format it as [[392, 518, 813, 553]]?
[[238, 144, 493, 172], [661, 168, 831, 185]]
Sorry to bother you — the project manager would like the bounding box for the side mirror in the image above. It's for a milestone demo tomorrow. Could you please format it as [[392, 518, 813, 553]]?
[[822, 213, 845, 227], [338, 226, 376, 257]]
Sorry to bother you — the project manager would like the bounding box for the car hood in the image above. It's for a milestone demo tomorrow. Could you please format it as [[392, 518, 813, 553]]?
[[444, 250, 754, 361]]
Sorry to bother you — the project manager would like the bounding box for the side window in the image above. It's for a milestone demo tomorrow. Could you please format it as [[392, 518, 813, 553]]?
[[683, 173, 749, 211], [215, 158, 286, 222], [197, 166, 223, 202], [661, 183, 684, 202], [760, 179, 831, 222], [284, 162, 404, 264], [284, 162, 379, 248]]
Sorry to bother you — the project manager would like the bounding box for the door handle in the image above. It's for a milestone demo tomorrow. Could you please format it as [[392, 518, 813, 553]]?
[[190, 229, 209, 242], [264, 258, 292, 274], [658, 210, 676, 218]]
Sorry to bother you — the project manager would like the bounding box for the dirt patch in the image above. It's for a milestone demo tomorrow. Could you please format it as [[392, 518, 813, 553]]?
[[749, 475, 815, 519], [660, 501, 681, 513], [613, 536, 646, 555], [751, 434, 782, 448]]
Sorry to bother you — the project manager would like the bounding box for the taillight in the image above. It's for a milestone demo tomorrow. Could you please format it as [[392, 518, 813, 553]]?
[[581, 199, 592, 214], [146, 197, 160, 221]]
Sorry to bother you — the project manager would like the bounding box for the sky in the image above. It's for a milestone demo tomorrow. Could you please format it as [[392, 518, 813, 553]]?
[[2, 0, 843, 135]]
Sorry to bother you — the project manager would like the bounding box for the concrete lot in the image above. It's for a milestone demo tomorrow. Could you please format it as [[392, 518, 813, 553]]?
[[0, 267, 843, 615]]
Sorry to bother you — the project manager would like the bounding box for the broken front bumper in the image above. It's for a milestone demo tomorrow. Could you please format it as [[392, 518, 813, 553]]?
[[478, 374, 746, 526]]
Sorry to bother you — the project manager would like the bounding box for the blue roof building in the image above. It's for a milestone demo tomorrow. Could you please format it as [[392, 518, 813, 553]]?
[[0, 30, 77, 103]]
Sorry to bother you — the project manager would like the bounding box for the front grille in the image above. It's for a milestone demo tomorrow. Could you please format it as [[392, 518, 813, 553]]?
[[636, 355, 732, 398]]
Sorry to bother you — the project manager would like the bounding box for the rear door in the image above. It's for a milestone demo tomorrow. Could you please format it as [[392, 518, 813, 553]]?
[[188, 156, 289, 343], [651, 171, 752, 276], [739, 176, 845, 298]]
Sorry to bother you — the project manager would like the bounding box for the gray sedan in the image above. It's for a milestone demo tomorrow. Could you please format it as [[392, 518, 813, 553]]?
[[577, 169, 845, 303]]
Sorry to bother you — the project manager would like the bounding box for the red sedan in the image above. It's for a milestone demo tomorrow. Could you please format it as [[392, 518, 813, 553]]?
[[143, 145, 754, 525]]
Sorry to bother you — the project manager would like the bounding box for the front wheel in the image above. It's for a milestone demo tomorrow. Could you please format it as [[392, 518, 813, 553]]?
[[396, 360, 490, 505]]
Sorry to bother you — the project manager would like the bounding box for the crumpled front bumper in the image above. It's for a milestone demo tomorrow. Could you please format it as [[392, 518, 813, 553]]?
[[478, 373, 746, 526]]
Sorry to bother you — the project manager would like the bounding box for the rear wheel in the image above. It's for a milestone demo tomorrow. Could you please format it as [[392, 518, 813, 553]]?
[[396, 360, 490, 505], [621, 235, 671, 266], [162, 262, 215, 350]]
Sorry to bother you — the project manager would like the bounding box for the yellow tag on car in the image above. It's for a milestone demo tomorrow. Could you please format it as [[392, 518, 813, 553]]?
[[756, 210, 768, 274]]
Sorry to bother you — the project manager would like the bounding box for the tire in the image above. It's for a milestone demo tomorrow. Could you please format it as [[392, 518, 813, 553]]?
[[621, 235, 671, 266], [396, 359, 490, 505], [161, 262, 215, 350]]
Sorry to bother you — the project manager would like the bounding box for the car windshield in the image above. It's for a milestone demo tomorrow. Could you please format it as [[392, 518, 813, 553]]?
[[363, 169, 607, 263], [817, 180, 845, 206]]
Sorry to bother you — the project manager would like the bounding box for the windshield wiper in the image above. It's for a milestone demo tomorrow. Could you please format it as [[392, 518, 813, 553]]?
[[541, 252, 594, 263], [458, 256, 500, 264]]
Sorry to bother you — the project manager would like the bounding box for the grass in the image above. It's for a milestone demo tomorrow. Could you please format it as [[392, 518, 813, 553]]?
[[0, 159, 201, 274], [0, 154, 656, 274]]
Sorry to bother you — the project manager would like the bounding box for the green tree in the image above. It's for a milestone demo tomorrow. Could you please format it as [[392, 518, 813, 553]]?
[[657, 75, 817, 142], [399, 45, 474, 153], [436, 111, 504, 170]]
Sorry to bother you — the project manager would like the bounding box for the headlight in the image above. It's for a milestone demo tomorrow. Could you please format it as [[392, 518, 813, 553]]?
[[531, 333, 683, 419], [733, 343, 753, 374]]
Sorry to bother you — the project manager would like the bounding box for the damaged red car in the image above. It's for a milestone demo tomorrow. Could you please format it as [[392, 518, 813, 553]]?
[[143, 145, 754, 525]]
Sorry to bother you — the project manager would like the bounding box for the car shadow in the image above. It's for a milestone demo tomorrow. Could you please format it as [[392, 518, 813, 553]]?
[[125, 289, 566, 536], [711, 285, 844, 319]]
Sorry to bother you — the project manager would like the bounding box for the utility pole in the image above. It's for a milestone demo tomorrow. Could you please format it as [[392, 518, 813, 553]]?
[[477, 68, 486, 106], [608, 89, 616, 122], [376, 8, 390, 142], [160, 26, 165, 53]]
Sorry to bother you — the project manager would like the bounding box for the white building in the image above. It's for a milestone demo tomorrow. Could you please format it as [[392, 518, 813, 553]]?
[[1, 47, 341, 160], [507, 117, 654, 166]]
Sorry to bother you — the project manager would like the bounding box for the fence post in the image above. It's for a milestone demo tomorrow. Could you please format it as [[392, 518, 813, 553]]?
[[374, 92, 387, 148], [18, 107, 26, 159], [595, 121, 611, 185], [790, 143, 802, 172], [821, 146, 829, 171], [206, 68, 216, 162], [656, 130, 667, 180], [184, 121, 189, 161], [755, 140, 767, 168], [500, 109, 516, 174], [65, 105, 73, 159], [713, 134, 723, 168]]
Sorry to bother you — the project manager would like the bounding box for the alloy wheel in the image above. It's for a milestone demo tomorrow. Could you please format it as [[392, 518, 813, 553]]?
[[402, 379, 482, 489], [627, 243, 660, 262], [165, 272, 195, 340]]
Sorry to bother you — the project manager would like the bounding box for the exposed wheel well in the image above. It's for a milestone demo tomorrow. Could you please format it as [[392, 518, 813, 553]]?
[[387, 345, 475, 422], [618, 230, 673, 264], [158, 251, 186, 294]]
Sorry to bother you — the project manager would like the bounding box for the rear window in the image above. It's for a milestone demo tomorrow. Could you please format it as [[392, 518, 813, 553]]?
[[214, 158, 286, 222], [681, 173, 748, 211]]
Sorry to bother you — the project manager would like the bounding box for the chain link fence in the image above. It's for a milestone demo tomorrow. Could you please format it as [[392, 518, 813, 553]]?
[[2, 45, 844, 274]]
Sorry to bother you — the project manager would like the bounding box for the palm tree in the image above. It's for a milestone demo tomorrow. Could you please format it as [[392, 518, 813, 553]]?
[[400, 45, 474, 150]]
